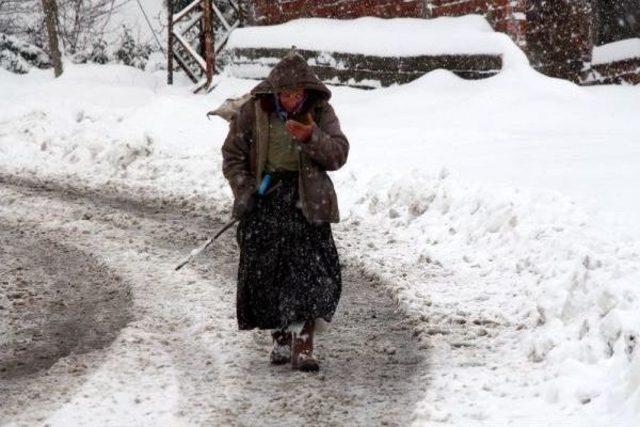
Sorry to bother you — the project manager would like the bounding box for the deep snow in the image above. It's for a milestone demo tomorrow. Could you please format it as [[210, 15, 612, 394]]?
[[1, 16, 640, 426]]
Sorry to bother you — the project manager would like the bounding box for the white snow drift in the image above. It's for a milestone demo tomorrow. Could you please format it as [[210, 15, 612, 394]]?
[[227, 15, 504, 57]]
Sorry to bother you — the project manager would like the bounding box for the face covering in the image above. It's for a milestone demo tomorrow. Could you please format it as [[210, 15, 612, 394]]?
[[274, 91, 307, 121]]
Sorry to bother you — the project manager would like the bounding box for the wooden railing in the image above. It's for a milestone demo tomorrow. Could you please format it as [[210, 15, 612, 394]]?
[[167, 0, 245, 93]]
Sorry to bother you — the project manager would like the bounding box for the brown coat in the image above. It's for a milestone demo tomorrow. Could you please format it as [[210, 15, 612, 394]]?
[[221, 51, 349, 223]]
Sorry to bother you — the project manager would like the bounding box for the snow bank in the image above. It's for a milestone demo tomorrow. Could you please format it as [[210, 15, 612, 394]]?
[[1, 34, 640, 426], [0, 62, 220, 196], [337, 167, 640, 425], [328, 62, 639, 425], [592, 38, 640, 65], [228, 16, 505, 57]]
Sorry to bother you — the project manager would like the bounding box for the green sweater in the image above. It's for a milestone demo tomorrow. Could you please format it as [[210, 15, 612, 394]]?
[[265, 114, 300, 172]]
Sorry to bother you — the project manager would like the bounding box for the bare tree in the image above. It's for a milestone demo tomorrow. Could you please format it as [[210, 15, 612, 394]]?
[[55, 0, 114, 54], [41, 0, 63, 76], [0, 1, 37, 37], [2, 1, 118, 54]]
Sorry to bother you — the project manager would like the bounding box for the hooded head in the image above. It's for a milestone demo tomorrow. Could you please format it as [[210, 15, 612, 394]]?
[[250, 48, 332, 119]]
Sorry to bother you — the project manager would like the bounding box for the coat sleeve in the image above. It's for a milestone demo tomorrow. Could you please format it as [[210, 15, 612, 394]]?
[[221, 100, 256, 218], [299, 101, 349, 171]]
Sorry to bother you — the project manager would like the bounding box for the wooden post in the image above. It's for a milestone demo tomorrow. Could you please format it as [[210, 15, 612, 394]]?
[[167, 0, 174, 85], [238, 0, 246, 27], [41, 0, 63, 77], [201, 0, 215, 87]]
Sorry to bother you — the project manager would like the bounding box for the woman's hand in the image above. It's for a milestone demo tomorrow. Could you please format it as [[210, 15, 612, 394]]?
[[233, 190, 257, 219], [285, 113, 314, 143]]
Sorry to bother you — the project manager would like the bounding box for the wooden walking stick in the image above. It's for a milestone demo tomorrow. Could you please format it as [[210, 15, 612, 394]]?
[[174, 218, 238, 271]]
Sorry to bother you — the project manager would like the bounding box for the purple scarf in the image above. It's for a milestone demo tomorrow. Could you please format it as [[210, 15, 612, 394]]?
[[274, 91, 308, 121]]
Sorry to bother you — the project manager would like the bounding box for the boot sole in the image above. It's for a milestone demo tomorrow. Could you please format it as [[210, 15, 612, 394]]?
[[270, 358, 291, 365], [296, 360, 320, 372]]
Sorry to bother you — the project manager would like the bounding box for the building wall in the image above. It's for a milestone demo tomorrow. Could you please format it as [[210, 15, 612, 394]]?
[[430, 1, 608, 83], [246, 0, 638, 84], [587, 57, 640, 85], [428, 0, 527, 46], [247, 0, 527, 44], [594, 0, 640, 45], [247, 0, 427, 25], [524, 0, 594, 82]]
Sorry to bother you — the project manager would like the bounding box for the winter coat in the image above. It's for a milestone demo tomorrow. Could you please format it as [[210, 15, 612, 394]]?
[[221, 50, 349, 224]]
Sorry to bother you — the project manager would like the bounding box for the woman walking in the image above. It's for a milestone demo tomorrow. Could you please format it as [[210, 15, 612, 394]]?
[[221, 50, 349, 372]]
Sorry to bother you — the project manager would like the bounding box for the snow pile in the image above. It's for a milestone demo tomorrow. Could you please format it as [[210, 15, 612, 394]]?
[[332, 62, 640, 424], [337, 167, 640, 424], [227, 15, 505, 57], [1, 22, 640, 425], [0, 62, 230, 201], [592, 38, 640, 65]]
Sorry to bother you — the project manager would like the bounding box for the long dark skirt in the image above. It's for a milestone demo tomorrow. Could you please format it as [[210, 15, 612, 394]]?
[[235, 171, 342, 330]]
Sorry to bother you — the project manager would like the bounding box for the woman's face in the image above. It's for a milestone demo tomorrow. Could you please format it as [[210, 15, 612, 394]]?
[[278, 87, 305, 113]]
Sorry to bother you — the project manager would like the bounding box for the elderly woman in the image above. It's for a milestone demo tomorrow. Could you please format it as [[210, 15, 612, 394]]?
[[221, 50, 349, 372]]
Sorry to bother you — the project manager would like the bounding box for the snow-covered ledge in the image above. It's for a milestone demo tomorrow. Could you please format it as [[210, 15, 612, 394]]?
[[592, 38, 640, 65], [585, 39, 640, 85], [220, 16, 505, 88]]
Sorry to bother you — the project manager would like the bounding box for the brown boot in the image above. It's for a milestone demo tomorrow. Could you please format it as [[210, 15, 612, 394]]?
[[270, 329, 291, 365], [291, 320, 319, 372]]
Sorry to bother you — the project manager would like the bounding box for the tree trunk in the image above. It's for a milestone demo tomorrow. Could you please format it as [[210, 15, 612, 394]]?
[[202, 0, 215, 88], [167, 0, 174, 85], [41, 0, 63, 77]]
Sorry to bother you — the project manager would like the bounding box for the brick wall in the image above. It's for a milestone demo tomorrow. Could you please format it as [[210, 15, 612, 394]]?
[[244, 0, 637, 84], [585, 58, 640, 85], [428, 0, 596, 82], [249, 0, 528, 48], [247, 0, 426, 25], [428, 0, 527, 48], [525, 0, 594, 82]]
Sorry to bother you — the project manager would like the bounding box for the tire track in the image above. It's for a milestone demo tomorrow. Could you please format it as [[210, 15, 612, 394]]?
[[0, 224, 131, 379], [0, 172, 429, 426]]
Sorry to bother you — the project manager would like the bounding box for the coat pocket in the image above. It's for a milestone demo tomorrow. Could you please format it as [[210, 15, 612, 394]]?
[[301, 167, 339, 223]]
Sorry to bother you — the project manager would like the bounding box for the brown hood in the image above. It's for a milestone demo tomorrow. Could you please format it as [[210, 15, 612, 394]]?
[[250, 49, 332, 102]]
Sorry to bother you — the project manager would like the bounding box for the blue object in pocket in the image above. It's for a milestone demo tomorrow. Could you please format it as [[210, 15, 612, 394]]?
[[258, 174, 271, 196]]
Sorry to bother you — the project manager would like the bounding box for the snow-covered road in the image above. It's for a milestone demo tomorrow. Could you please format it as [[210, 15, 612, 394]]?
[[2, 37, 640, 423], [0, 172, 431, 426]]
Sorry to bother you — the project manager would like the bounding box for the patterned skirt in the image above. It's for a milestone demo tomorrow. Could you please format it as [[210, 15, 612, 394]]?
[[235, 171, 342, 330]]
